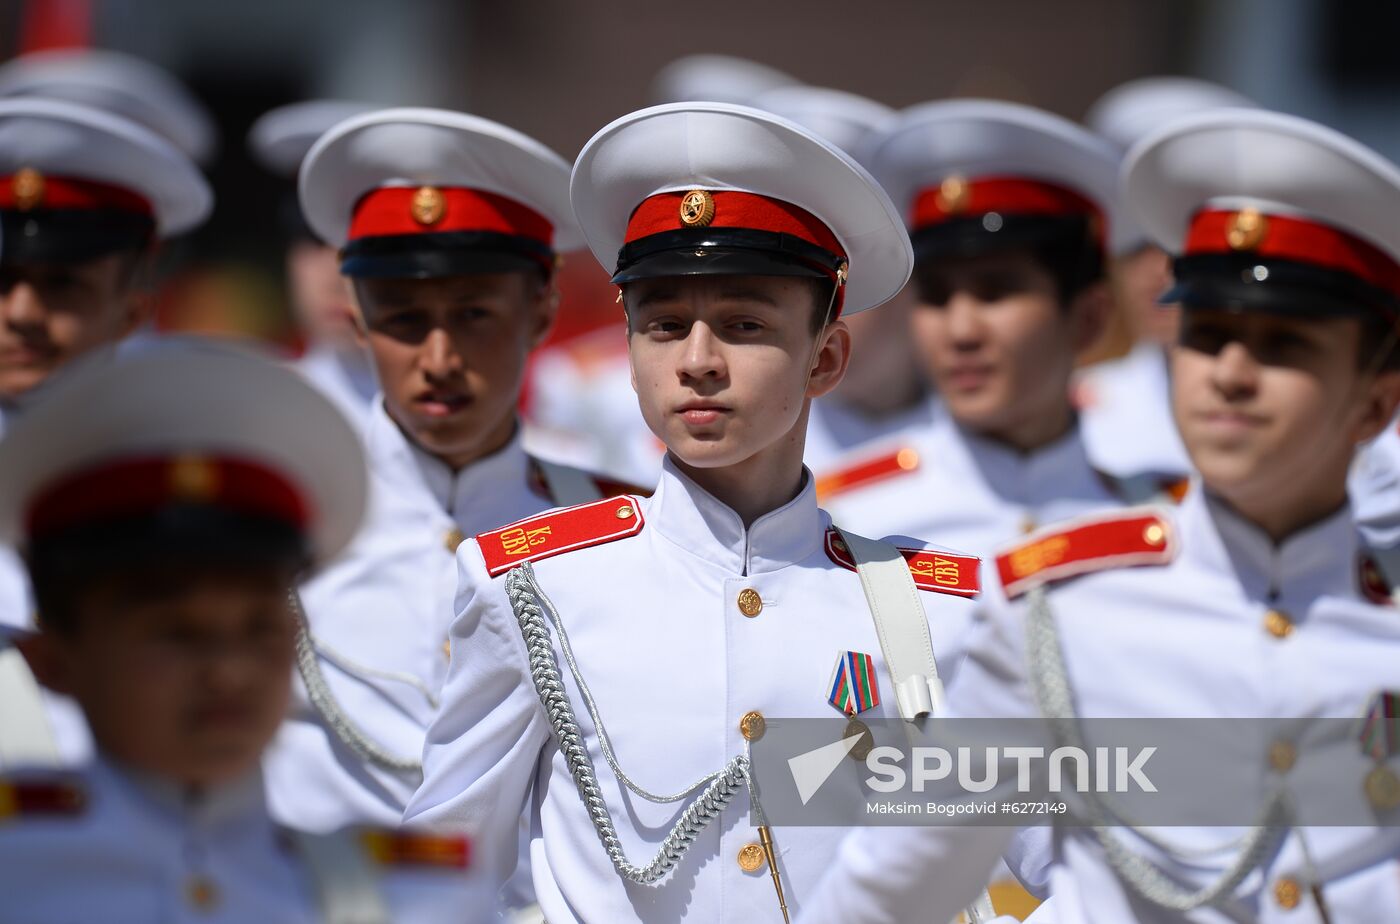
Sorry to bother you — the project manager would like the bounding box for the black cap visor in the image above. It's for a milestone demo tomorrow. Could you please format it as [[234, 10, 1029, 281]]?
[[911, 213, 1098, 264], [612, 227, 843, 284], [1, 209, 155, 265], [339, 230, 554, 279], [1164, 253, 1399, 324]]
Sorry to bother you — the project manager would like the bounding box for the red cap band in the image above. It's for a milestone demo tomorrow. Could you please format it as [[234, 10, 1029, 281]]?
[[347, 186, 553, 245], [26, 455, 309, 540], [0, 173, 153, 215], [1184, 209, 1400, 298], [911, 176, 1103, 243], [624, 190, 846, 263]]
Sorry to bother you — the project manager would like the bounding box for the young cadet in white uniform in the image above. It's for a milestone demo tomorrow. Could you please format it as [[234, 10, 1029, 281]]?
[[0, 98, 212, 769], [750, 85, 937, 474], [0, 344, 487, 923], [263, 108, 642, 835], [819, 101, 1184, 626], [249, 100, 379, 432], [800, 108, 1400, 924], [404, 102, 993, 922], [1074, 77, 1256, 480]]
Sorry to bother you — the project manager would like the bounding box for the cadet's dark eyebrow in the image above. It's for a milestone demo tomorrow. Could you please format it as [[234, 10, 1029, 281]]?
[[632, 288, 680, 309], [714, 287, 779, 306]]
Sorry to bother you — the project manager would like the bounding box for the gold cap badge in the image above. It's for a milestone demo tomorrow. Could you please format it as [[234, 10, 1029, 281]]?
[[411, 186, 446, 226], [679, 189, 715, 228], [12, 168, 45, 211], [169, 455, 220, 503], [935, 175, 970, 215], [1227, 207, 1268, 251]]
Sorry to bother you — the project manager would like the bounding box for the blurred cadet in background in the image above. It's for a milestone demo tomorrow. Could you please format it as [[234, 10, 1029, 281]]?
[[752, 84, 936, 473], [0, 342, 489, 923], [263, 107, 642, 842], [821, 100, 1185, 562], [0, 96, 212, 769], [800, 105, 1400, 924], [249, 99, 379, 432], [1074, 76, 1256, 478]]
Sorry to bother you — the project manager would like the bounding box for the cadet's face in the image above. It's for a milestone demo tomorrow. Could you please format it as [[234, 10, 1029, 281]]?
[[0, 254, 144, 400], [625, 275, 848, 469], [910, 250, 1099, 448], [1173, 311, 1392, 518], [356, 272, 555, 469], [287, 241, 358, 349], [42, 571, 296, 787]]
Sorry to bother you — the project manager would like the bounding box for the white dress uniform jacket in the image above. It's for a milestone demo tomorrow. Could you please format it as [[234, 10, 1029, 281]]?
[[294, 345, 378, 436], [404, 457, 982, 922], [265, 399, 629, 832], [799, 483, 1400, 923], [0, 758, 485, 923], [821, 403, 1165, 561]]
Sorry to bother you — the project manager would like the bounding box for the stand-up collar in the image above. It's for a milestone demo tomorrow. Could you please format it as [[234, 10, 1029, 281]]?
[[365, 398, 538, 527], [100, 757, 266, 830], [1180, 480, 1358, 603], [647, 455, 823, 576], [950, 415, 1103, 505]]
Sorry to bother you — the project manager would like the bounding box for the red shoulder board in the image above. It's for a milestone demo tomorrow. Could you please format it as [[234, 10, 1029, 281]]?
[[476, 495, 644, 577], [824, 528, 980, 598], [816, 447, 920, 502], [0, 778, 86, 821], [1359, 554, 1394, 607], [360, 829, 470, 870], [996, 509, 1175, 599]]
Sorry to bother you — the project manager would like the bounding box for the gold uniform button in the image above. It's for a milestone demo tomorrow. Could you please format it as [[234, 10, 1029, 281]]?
[[740, 710, 766, 741], [1143, 522, 1166, 546], [186, 875, 220, 911], [1264, 609, 1294, 639], [1272, 876, 1302, 910], [615, 504, 635, 519], [444, 528, 466, 553], [1269, 740, 1297, 773], [737, 841, 767, 872], [737, 588, 763, 617]]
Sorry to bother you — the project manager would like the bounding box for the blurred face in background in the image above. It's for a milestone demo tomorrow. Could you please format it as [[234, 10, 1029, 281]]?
[[288, 240, 359, 350], [0, 252, 148, 401], [1172, 309, 1400, 535], [354, 270, 556, 469], [910, 248, 1107, 451], [832, 281, 926, 414], [24, 567, 297, 788], [1112, 243, 1178, 347]]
